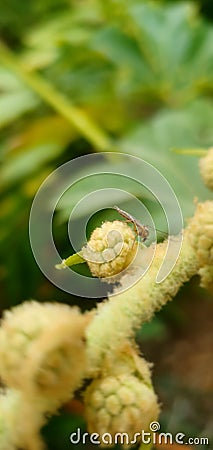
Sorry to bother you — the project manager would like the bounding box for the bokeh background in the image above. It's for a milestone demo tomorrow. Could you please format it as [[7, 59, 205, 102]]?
[[0, 1, 213, 449]]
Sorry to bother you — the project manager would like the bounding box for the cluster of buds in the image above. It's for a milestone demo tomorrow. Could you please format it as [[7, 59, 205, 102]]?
[[84, 373, 159, 446], [0, 301, 89, 404], [82, 220, 137, 278], [0, 148, 212, 449], [0, 301, 90, 449], [84, 345, 159, 447]]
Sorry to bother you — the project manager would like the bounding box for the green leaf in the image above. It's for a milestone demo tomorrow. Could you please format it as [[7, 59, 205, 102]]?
[[127, 2, 213, 98], [119, 99, 213, 221], [1, 143, 63, 185], [0, 90, 39, 128], [0, 67, 24, 91]]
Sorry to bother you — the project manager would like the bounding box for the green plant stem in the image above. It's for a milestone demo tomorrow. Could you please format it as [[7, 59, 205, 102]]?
[[86, 235, 199, 373], [171, 148, 207, 156], [0, 42, 113, 151], [55, 252, 85, 269]]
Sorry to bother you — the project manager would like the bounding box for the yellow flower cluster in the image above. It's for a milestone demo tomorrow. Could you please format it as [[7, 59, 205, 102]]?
[[82, 220, 137, 278], [199, 147, 213, 190], [186, 201, 213, 267], [0, 301, 90, 407], [0, 193, 211, 449], [84, 372, 159, 447]]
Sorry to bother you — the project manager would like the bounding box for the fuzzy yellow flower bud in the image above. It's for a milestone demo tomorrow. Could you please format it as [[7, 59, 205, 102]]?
[[82, 221, 137, 278], [0, 301, 90, 406], [186, 201, 213, 267], [84, 373, 159, 447], [199, 148, 213, 190]]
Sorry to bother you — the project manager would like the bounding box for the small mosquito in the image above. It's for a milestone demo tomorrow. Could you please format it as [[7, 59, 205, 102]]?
[[113, 206, 149, 242], [113, 206, 170, 243]]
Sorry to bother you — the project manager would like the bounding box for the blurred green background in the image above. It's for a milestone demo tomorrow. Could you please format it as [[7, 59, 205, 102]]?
[[0, 1, 213, 449]]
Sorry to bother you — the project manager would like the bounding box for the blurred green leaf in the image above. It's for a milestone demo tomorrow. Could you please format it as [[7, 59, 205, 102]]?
[[119, 99, 213, 220], [0, 90, 39, 128], [0, 114, 77, 187], [1, 143, 62, 185], [0, 67, 25, 90]]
